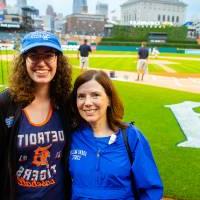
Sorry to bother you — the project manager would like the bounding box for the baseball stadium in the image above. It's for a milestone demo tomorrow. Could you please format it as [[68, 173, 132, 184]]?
[[0, 0, 200, 199]]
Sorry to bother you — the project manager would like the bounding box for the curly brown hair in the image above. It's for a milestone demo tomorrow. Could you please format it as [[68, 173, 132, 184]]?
[[9, 53, 72, 106], [71, 70, 127, 132]]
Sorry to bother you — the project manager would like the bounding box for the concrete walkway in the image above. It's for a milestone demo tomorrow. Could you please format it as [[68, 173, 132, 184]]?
[[103, 69, 200, 94]]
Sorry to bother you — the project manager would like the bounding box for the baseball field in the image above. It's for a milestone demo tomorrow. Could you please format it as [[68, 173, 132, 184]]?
[[0, 50, 200, 200]]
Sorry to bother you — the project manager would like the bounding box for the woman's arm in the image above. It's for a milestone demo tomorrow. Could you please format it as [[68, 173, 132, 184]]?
[[129, 127, 163, 200]]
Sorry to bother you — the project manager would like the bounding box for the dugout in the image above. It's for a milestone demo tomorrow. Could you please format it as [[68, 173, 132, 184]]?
[[148, 32, 168, 43]]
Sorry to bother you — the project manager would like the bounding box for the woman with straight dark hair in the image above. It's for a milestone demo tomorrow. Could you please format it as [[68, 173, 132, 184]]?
[[69, 70, 163, 200], [0, 31, 72, 200]]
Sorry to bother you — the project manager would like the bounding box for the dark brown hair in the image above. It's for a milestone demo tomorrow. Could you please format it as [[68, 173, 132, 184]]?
[[9, 52, 72, 106], [71, 70, 127, 131]]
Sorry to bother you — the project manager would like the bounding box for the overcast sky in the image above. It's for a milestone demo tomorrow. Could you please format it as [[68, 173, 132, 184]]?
[[6, 0, 200, 20]]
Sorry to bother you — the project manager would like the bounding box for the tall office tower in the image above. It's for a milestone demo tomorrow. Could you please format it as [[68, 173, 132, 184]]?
[[96, 2, 108, 18], [17, 0, 27, 7], [46, 5, 55, 16], [73, 0, 88, 14]]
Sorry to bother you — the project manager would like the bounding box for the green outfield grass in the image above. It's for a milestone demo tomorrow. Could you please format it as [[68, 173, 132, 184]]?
[[63, 50, 200, 75], [69, 56, 200, 75], [166, 61, 200, 73], [1, 49, 200, 58], [65, 50, 200, 58], [0, 61, 10, 86], [0, 50, 17, 54], [65, 50, 136, 55], [155, 53, 200, 58], [194, 107, 200, 113], [116, 80, 200, 200]]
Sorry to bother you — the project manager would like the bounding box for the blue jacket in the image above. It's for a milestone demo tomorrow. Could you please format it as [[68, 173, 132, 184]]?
[[69, 124, 163, 200]]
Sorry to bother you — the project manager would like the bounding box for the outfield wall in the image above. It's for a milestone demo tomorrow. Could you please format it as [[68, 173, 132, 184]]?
[[96, 45, 179, 53], [185, 49, 200, 54], [0, 43, 180, 53], [96, 45, 200, 54], [0, 43, 14, 50], [1, 43, 200, 54]]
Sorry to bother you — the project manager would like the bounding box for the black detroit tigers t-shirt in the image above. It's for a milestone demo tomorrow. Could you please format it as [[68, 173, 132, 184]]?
[[16, 109, 65, 200]]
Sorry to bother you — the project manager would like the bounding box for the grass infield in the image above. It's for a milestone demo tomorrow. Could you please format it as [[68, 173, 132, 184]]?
[[116, 80, 200, 200], [67, 51, 200, 76]]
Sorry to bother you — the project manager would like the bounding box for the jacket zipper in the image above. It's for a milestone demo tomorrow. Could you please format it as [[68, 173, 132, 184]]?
[[96, 149, 101, 185], [96, 149, 101, 171]]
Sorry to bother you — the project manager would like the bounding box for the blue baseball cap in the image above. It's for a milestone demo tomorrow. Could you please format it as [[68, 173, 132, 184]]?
[[20, 31, 63, 54]]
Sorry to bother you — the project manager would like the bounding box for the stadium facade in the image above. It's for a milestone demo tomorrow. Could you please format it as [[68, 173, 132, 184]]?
[[66, 13, 106, 35], [121, 0, 187, 26]]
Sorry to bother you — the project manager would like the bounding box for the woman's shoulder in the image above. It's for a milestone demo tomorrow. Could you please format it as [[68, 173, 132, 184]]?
[[125, 124, 151, 149], [125, 123, 140, 135], [0, 89, 12, 106], [124, 123, 146, 142], [71, 126, 85, 137], [71, 125, 92, 139], [0, 89, 20, 117]]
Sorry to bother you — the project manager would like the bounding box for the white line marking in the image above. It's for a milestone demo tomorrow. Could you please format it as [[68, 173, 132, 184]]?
[[173, 78, 182, 87]]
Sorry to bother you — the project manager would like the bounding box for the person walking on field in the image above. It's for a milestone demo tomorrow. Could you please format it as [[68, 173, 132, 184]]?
[[136, 42, 149, 81], [77, 39, 92, 72]]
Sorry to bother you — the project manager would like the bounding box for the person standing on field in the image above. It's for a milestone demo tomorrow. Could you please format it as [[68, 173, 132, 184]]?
[[152, 47, 160, 58], [136, 42, 149, 81], [77, 39, 92, 72]]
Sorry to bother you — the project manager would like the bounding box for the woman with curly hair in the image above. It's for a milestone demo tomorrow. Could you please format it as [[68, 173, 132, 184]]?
[[0, 31, 72, 200]]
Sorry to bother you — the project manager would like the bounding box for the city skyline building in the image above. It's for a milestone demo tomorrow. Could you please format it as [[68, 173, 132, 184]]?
[[96, 1, 108, 18], [46, 5, 55, 16], [17, 0, 27, 7], [73, 0, 88, 14], [45, 4, 55, 32], [16, 0, 27, 15], [67, 13, 106, 35], [121, 0, 187, 26]]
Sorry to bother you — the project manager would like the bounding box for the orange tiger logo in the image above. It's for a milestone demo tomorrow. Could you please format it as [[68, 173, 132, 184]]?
[[32, 144, 52, 166]]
